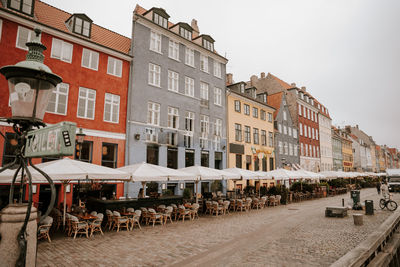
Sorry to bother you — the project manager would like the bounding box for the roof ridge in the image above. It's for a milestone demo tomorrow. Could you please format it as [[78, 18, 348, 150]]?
[[38, 0, 131, 40]]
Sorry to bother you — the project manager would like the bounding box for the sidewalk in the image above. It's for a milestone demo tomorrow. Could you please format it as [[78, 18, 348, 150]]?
[[37, 188, 399, 266]]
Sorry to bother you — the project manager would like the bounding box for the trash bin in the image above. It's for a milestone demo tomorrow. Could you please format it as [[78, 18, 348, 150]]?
[[353, 214, 363, 225], [351, 190, 361, 210], [365, 200, 374, 215]]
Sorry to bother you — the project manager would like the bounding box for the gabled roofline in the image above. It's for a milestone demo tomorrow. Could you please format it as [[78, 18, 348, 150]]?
[[143, 7, 170, 19]]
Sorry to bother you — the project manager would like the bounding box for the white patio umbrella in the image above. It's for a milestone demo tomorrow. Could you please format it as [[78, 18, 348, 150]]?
[[179, 166, 238, 202], [320, 171, 339, 179], [119, 162, 194, 198], [223, 167, 261, 180]]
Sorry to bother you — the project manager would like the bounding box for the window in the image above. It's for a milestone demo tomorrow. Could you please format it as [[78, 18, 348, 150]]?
[[214, 61, 221, 78], [184, 111, 194, 148], [104, 93, 120, 123], [309, 144, 312, 157], [260, 110, 266, 120], [278, 124, 282, 133], [236, 154, 242, 168], [75, 141, 93, 163], [51, 38, 73, 63], [200, 54, 208, 72], [289, 143, 293, 156], [107, 57, 123, 77], [214, 87, 222, 106], [77, 87, 96, 119], [184, 76, 194, 97], [308, 126, 311, 138], [153, 13, 168, 28], [301, 143, 304, 156], [305, 143, 308, 156], [279, 141, 283, 154], [283, 125, 287, 135], [167, 107, 179, 129], [244, 126, 251, 143], [168, 40, 179, 60], [244, 104, 250, 115], [185, 47, 194, 66], [283, 111, 287, 120], [253, 128, 259, 144], [234, 100, 241, 112], [304, 124, 307, 137], [81, 48, 99, 70], [294, 145, 298, 156], [203, 39, 214, 51], [253, 107, 258, 118], [307, 109, 310, 120], [147, 102, 160, 126], [148, 63, 161, 87], [261, 130, 267, 146], [168, 70, 179, 92], [268, 132, 273, 147], [47, 83, 69, 115], [9, 0, 33, 15], [214, 119, 222, 150], [313, 146, 316, 158], [73, 17, 91, 37], [150, 31, 162, 53], [316, 130, 319, 140], [317, 147, 320, 158], [299, 123, 303, 136], [284, 142, 288, 155], [268, 113, 273, 122], [200, 115, 209, 149], [180, 27, 192, 40], [293, 128, 298, 139], [145, 128, 157, 143], [235, 124, 242, 142], [101, 143, 117, 168], [200, 82, 209, 106], [312, 128, 315, 139], [288, 127, 292, 136], [16, 26, 37, 50]]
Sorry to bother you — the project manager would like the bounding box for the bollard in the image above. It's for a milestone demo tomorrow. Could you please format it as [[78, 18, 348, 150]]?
[[0, 204, 38, 266], [353, 214, 363, 226], [342, 198, 344, 207]]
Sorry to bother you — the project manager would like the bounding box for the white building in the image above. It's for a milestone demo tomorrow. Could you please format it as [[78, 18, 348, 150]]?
[[316, 102, 332, 171]]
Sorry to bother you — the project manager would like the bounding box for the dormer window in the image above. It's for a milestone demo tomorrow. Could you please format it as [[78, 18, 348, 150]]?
[[8, 0, 34, 16], [180, 27, 192, 40], [66, 14, 92, 38], [240, 84, 245, 93], [154, 13, 168, 28], [203, 39, 214, 51]]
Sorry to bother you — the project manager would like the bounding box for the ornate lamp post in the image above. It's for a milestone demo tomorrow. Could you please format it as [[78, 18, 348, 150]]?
[[0, 28, 62, 266], [76, 128, 86, 161]]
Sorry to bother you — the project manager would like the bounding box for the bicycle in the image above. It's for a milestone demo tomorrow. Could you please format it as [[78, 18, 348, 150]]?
[[379, 194, 398, 211]]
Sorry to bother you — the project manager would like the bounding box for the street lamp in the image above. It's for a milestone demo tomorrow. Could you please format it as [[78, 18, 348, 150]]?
[[0, 28, 62, 266], [76, 127, 86, 161]]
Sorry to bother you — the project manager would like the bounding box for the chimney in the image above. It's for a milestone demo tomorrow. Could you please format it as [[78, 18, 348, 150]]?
[[301, 86, 306, 91], [291, 83, 296, 87], [356, 125, 359, 129], [260, 72, 265, 79], [191, 19, 199, 38], [250, 75, 258, 86], [226, 73, 233, 85]]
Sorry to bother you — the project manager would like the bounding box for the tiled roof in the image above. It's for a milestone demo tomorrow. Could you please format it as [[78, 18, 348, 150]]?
[[269, 73, 293, 90], [1, 0, 131, 55], [267, 92, 283, 119]]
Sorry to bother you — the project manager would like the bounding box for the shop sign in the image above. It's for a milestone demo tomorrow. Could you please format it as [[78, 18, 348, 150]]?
[[25, 121, 76, 158]]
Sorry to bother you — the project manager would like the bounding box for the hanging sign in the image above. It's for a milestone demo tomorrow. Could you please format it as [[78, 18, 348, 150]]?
[[24, 121, 77, 158]]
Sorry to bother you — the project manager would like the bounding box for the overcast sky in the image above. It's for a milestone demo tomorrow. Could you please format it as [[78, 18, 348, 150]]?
[[44, 0, 400, 149]]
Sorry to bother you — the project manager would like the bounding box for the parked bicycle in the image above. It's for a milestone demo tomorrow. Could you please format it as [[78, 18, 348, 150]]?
[[379, 194, 398, 211]]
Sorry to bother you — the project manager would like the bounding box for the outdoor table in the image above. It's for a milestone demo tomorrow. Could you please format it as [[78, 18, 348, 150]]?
[[77, 214, 97, 221], [120, 212, 135, 217]]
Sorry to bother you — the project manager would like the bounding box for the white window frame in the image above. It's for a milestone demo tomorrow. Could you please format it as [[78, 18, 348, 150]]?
[[46, 82, 69, 115], [184, 111, 194, 148], [77, 87, 96, 120], [316, 129, 319, 140], [168, 70, 179, 92], [16, 26, 38, 50], [244, 104, 250, 115], [278, 124, 282, 133], [283, 111, 287, 120], [145, 127, 158, 143], [279, 141, 283, 155], [103, 93, 120, 123], [312, 128, 315, 139], [184, 76, 194, 97], [51, 37, 73, 63], [150, 31, 162, 53], [215, 118, 222, 136], [167, 106, 179, 129], [81, 48, 99, 71], [148, 63, 161, 87], [299, 123, 303, 136], [289, 143, 293, 156], [213, 61, 222, 78], [147, 102, 160, 126], [268, 113, 273, 122], [107, 56, 123, 77], [299, 104, 302, 116], [200, 54, 209, 73], [284, 142, 288, 155], [293, 128, 298, 139], [283, 125, 287, 135], [214, 87, 222, 106], [168, 40, 180, 61], [288, 127, 292, 136], [185, 47, 195, 67], [200, 82, 209, 100], [308, 126, 311, 138], [294, 144, 298, 156], [304, 124, 307, 137]]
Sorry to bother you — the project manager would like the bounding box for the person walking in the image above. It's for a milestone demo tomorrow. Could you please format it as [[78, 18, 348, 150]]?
[[376, 182, 381, 195]]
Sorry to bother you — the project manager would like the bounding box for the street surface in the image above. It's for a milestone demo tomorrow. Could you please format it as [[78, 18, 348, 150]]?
[[37, 188, 400, 266]]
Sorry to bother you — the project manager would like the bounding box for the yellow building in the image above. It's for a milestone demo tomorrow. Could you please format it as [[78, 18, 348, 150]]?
[[226, 81, 275, 191], [339, 130, 353, 172]]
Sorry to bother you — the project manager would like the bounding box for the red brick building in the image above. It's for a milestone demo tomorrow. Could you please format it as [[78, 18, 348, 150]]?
[[0, 0, 132, 209]]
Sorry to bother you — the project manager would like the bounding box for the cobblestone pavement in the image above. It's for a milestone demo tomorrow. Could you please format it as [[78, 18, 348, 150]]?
[[37, 188, 400, 267]]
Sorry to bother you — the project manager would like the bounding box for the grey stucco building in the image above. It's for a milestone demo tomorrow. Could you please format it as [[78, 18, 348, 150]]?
[[125, 6, 228, 197]]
